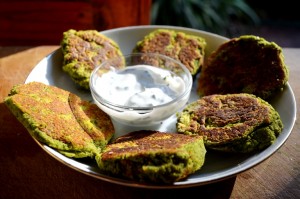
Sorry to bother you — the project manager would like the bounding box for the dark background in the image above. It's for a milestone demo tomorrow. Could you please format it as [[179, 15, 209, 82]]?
[[245, 0, 300, 47], [151, 0, 300, 47]]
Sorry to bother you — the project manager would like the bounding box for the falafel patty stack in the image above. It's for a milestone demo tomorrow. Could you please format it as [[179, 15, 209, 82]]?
[[4, 82, 115, 158], [176, 93, 283, 153], [133, 29, 206, 76], [197, 35, 289, 100], [61, 29, 124, 89]]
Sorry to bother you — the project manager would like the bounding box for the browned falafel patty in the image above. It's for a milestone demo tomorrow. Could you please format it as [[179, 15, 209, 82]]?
[[197, 35, 289, 100], [4, 81, 115, 158], [177, 93, 283, 153], [133, 29, 206, 76], [96, 130, 206, 183], [61, 29, 124, 89], [68, 93, 115, 149]]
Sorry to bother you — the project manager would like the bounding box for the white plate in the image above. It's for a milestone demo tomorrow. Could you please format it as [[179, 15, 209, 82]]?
[[25, 25, 297, 188]]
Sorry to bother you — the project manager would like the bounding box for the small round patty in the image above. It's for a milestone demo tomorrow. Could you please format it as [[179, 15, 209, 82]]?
[[176, 93, 283, 153], [133, 29, 206, 76], [197, 35, 289, 100], [96, 130, 206, 183], [61, 29, 124, 89]]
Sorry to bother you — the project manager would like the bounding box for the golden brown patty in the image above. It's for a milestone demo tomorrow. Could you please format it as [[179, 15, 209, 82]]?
[[177, 93, 283, 153], [61, 29, 124, 89], [133, 29, 206, 76], [4, 81, 115, 158], [68, 93, 115, 149], [96, 130, 206, 183], [197, 35, 289, 100]]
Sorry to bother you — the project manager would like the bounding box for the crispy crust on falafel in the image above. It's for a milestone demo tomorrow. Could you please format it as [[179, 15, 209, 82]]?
[[61, 29, 124, 89], [133, 29, 206, 76], [197, 35, 289, 100], [176, 93, 283, 153], [96, 130, 206, 183], [4, 82, 115, 158]]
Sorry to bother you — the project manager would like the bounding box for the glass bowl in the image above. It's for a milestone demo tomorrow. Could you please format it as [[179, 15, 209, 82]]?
[[90, 53, 193, 126]]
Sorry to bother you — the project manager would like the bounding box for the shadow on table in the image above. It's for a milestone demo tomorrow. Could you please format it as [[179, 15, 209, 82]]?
[[0, 46, 34, 58]]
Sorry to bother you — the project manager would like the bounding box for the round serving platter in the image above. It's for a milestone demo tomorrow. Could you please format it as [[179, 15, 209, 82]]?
[[25, 25, 297, 189]]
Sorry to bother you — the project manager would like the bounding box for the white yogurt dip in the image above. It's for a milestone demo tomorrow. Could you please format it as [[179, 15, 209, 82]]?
[[94, 65, 185, 107], [91, 64, 191, 126]]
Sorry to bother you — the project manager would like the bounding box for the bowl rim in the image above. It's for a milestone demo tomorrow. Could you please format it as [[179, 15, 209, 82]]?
[[90, 52, 193, 111]]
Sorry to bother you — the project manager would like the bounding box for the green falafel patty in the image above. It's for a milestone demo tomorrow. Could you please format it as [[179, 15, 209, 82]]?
[[197, 35, 289, 100], [4, 82, 115, 158], [176, 93, 283, 153], [61, 29, 124, 89], [133, 29, 206, 76], [96, 130, 206, 183]]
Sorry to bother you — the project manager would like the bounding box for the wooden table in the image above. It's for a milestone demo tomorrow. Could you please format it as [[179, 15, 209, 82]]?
[[0, 46, 299, 199]]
